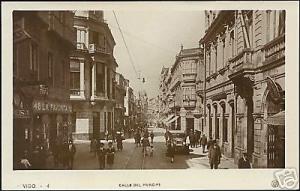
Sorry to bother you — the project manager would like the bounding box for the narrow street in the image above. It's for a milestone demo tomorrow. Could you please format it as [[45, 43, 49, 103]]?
[[46, 128, 236, 170]]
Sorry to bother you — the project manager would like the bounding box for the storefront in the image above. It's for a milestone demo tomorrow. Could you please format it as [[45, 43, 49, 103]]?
[[31, 99, 72, 150]]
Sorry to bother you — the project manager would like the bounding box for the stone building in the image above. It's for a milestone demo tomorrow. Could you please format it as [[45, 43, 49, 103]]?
[[164, 46, 203, 133], [124, 81, 136, 131], [158, 67, 170, 127], [69, 11, 117, 140], [114, 72, 126, 132], [200, 10, 285, 168], [13, 11, 75, 168]]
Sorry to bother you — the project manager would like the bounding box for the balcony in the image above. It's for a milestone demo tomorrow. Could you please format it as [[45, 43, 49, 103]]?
[[182, 73, 197, 82], [76, 42, 88, 52], [262, 34, 285, 66], [228, 48, 254, 82], [88, 44, 109, 55]]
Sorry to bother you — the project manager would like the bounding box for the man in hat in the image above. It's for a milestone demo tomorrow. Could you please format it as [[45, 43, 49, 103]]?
[[97, 142, 106, 169], [106, 141, 115, 169], [238, 153, 251, 168], [67, 139, 76, 169], [208, 140, 222, 169]]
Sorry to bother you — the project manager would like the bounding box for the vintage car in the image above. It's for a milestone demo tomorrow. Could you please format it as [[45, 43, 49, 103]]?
[[168, 130, 189, 154]]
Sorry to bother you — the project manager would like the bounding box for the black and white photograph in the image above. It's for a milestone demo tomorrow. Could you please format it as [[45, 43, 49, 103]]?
[[2, 1, 299, 190]]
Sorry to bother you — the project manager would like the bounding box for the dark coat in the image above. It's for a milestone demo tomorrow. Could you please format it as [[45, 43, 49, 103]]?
[[167, 144, 175, 158], [200, 136, 208, 145], [208, 145, 221, 165], [238, 157, 251, 168], [67, 143, 76, 158], [106, 147, 115, 165], [97, 148, 106, 162]]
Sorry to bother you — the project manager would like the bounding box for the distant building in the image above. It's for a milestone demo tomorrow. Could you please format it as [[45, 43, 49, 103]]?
[[201, 10, 285, 168], [114, 73, 126, 132], [163, 46, 203, 133], [13, 11, 76, 168], [69, 11, 117, 140]]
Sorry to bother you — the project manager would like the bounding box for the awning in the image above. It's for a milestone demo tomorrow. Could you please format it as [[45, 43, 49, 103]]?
[[166, 116, 179, 125], [264, 111, 285, 126], [163, 115, 174, 124]]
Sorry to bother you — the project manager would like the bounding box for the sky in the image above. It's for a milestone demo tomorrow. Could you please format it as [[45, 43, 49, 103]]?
[[104, 10, 205, 99]]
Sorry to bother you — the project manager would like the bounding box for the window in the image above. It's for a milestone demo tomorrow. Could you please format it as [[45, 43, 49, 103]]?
[[183, 60, 196, 74], [214, 44, 217, 72], [96, 63, 105, 94], [266, 10, 271, 42], [223, 118, 228, 142], [107, 69, 110, 98], [77, 29, 86, 44], [230, 31, 235, 57], [70, 60, 80, 95]]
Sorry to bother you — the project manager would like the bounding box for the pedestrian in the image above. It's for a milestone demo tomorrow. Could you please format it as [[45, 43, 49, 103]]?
[[208, 140, 222, 169], [150, 131, 154, 144], [39, 145, 47, 169], [19, 150, 31, 170], [97, 142, 106, 169], [167, 142, 175, 163], [67, 140, 76, 169], [185, 134, 191, 149], [207, 137, 213, 151], [92, 139, 98, 157], [200, 134, 208, 153], [164, 131, 168, 145], [106, 141, 115, 169], [137, 131, 141, 147], [105, 130, 109, 141], [60, 141, 69, 169], [190, 132, 195, 148], [116, 132, 123, 151], [238, 153, 251, 169]]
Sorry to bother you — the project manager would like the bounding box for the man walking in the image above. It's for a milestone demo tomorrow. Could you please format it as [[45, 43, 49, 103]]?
[[67, 140, 76, 169], [208, 140, 222, 169], [106, 141, 115, 169], [150, 131, 154, 144], [200, 134, 208, 153], [97, 142, 106, 169]]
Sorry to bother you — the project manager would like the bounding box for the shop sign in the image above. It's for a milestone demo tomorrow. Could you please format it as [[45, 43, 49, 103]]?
[[33, 100, 72, 113]]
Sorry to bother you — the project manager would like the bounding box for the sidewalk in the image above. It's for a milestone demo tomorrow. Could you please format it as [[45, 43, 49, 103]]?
[[189, 146, 237, 169]]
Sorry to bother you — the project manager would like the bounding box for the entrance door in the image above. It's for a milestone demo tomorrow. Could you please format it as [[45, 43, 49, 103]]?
[[267, 125, 285, 168], [93, 112, 100, 139]]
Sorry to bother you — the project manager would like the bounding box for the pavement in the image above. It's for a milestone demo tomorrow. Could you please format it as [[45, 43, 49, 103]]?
[[45, 128, 237, 170]]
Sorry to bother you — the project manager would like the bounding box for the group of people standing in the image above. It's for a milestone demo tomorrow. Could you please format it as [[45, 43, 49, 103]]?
[[18, 139, 76, 170], [134, 128, 155, 157], [95, 141, 116, 170]]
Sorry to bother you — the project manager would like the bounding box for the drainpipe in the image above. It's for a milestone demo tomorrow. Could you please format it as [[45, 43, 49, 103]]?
[[202, 42, 207, 133]]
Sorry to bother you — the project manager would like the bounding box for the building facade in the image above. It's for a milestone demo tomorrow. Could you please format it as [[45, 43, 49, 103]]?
[[164, 46, 203, 133], [200, 10, 285, 168], [114, 72, 126, 133], [13, 11, 75, 168], [70, 11, 117, 140]]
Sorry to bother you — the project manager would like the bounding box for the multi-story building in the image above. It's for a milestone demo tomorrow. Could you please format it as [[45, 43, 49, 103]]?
[[147, 97, 160, 127], [124, 81, 136, 131], [114, 72, 126, 132], [69, 11, 117, 140], [200, 10, 285, 168], [136, 90, 148, 127], [164, 46, 203, 133], [158, 67, 170, 126], [13, 11, 75, 168]]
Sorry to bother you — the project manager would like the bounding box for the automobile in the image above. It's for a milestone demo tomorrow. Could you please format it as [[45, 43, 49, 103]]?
[[168, 130, 189, 155]]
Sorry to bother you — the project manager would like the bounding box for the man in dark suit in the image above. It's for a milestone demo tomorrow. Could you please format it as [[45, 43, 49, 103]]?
[[67, 140, 76, 169], [238, 153, 251, 168], [208, 140, 222, 169], [97, 142, 106, 169]]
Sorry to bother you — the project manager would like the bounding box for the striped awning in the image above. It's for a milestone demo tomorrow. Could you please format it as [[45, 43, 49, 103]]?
[[264, 111, 285, 126]]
